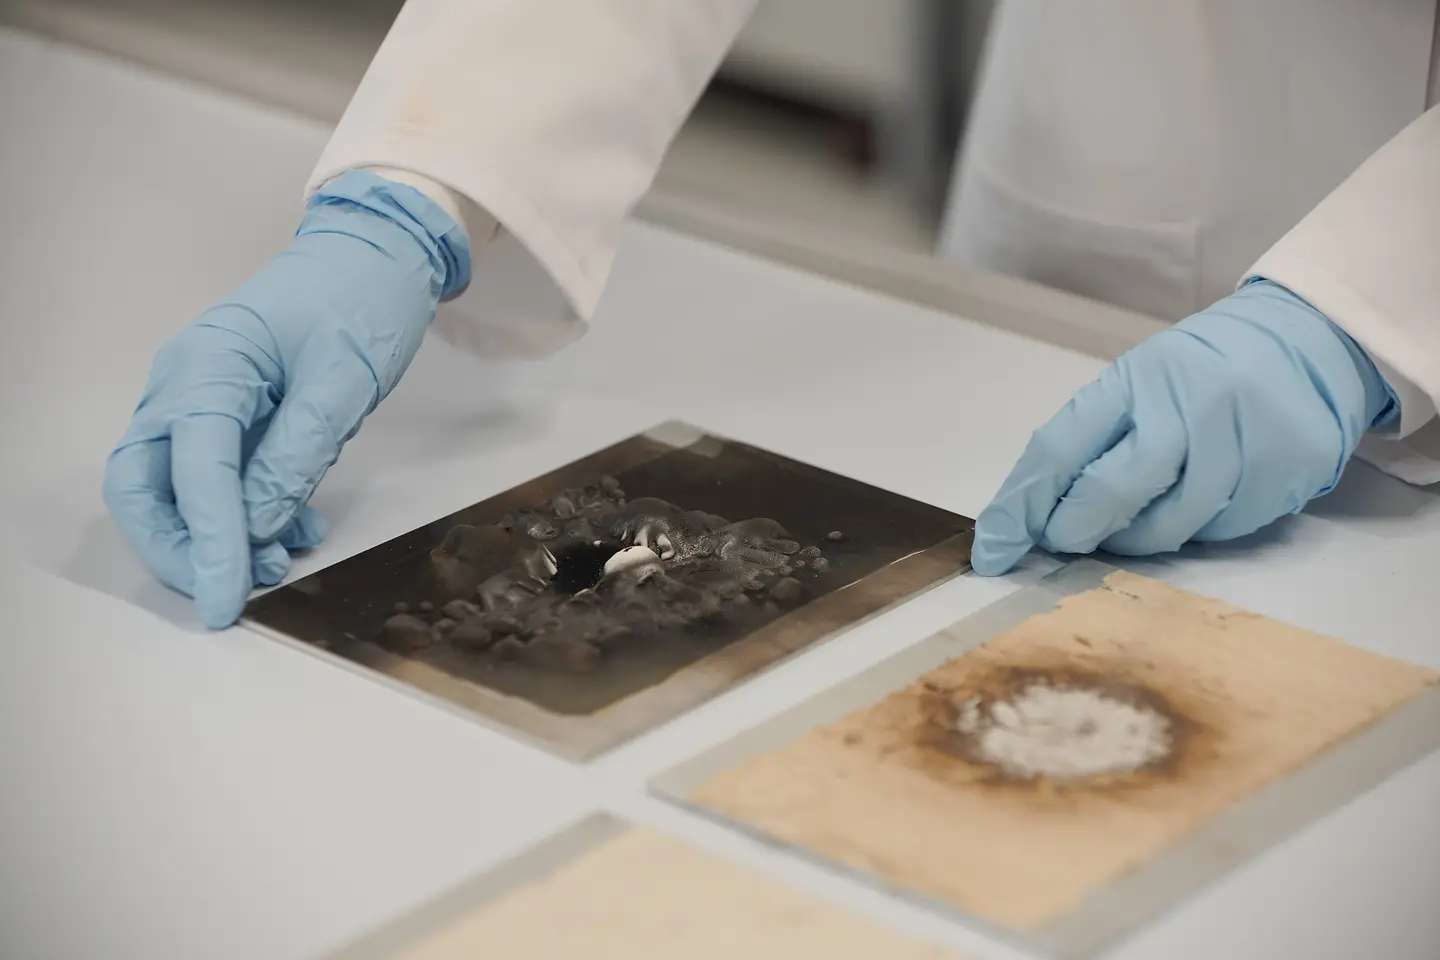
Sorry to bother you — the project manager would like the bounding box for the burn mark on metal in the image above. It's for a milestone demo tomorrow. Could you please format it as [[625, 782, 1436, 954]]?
[[373, 479, 829, 687], [903, 658, 1225, 801], [244, 427, 974, 718]]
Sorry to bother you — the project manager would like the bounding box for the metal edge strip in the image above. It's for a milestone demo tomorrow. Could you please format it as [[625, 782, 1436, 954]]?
[[650, 558, 1440, 959]]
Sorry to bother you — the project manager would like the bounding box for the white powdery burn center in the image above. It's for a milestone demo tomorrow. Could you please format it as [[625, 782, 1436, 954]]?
[[956, 682, 1172, 780]]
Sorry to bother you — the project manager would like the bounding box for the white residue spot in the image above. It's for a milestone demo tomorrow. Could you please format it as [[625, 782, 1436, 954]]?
[[632, 525, 676, 560], [957, 682, 1171, 780], [604, 545, 662, 578]]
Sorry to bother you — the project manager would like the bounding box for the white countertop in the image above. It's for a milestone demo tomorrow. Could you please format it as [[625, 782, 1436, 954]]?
[[1, 28, 1436, 960]]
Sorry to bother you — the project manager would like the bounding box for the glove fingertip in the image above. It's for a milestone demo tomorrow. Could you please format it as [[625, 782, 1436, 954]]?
[[195, 590, 247, 630], [970, 519, 1031, 577], [970, 549, 1016, 577], [192, 556, 253, 630], [252, 540, 292, 587], [973, 495, 1042, 578]]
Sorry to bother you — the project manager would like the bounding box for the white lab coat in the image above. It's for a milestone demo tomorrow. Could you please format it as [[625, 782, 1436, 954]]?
[[308, 0, 1440, 484], [309, 0, 759, 361], [940, 0, 1440, 483]]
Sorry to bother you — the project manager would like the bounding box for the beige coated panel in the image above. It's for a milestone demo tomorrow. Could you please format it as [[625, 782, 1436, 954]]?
[[690, 570, 1439, 932], [385, 828, 962, 960]]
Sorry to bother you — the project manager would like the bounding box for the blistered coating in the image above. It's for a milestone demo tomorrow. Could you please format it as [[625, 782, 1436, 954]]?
[[379, 478, 838, 675]]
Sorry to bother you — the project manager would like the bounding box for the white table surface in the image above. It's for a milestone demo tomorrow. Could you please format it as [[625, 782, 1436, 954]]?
[[1, 27, 1436, 960]]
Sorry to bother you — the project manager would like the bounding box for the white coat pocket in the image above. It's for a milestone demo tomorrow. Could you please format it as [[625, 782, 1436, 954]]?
[[941, 161, 1201, 324], [937, 0, 1221, 322]]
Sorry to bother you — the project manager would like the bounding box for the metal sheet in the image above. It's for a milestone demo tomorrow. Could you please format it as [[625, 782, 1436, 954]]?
[[652, 559, 1440, 959], [242, 420, 974, 760]]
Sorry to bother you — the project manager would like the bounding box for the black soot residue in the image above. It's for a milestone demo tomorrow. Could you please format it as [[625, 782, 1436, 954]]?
[[373, 476, 856, 713], [245, 437, 973, 716], [394, 479, 814, 666]]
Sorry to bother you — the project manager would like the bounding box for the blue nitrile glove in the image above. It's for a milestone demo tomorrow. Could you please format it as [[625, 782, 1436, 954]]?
[[103, 170, 471, 627], [971, 279, 1398, 576]]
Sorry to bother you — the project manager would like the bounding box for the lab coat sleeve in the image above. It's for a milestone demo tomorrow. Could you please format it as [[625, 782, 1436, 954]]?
[[1245, 104, 1440, 484], [306, 0, 758, 359]]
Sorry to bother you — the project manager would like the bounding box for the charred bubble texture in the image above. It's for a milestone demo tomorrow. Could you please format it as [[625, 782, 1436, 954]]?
[[374, 476, 842, 675]]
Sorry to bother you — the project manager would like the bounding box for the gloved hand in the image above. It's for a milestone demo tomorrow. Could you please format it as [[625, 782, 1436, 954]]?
[[103, 170, 472, 627], [971, 279, 1398, 576]]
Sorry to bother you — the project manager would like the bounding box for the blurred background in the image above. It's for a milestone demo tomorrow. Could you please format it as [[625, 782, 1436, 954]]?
[[0, 0, 996, 261]]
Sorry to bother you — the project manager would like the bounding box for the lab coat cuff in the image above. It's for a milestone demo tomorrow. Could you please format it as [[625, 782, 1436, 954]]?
[[1242, 253, 1439, 440], [361, 165, 502, 255], [307, 142, 605, 323], [309, 168, 475, 301]]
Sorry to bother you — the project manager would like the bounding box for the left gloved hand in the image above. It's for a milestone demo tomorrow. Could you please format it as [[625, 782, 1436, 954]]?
[[103, 170, 471, 627], [971, 279, 1398, 575]]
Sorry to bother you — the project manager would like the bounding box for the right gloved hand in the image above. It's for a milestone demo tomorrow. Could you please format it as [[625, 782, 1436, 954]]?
[[971, 279, 1398, 575], [103, 170, 472, 628]]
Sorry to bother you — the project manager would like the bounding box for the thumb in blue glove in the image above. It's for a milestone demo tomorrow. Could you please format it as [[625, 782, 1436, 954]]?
[[103, 171, 472, 627], [971, 279, 1398, 576]]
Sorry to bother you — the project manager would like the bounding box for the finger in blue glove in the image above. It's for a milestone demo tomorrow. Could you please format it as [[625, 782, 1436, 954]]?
[[103, 171, 470, 627], [971, 280, 1398, 576]]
